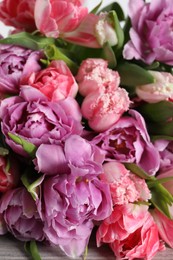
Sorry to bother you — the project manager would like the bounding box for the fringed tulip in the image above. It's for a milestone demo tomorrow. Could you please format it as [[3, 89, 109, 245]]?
[[81, 85, 130, 132], [76, 58, 120, 96]]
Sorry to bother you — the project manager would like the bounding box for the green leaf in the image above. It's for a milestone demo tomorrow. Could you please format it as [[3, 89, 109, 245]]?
[[83, 246, 88, 260], [124, 163, 155, 180], [91, 0, 103, 14], [8, 133, 37, 158], [24, 242, 31, 256], [145, 61, 160, 70], [66, 45, 101, 63], [0, 147, 9, 156], [25, 241, 41, 260], [117, 62, 155, 87], [44, 44, 79, 74], [21, 173, 44, 201], [143, 121, 173, 136], [150, 184, 173, 219], [0, 32, 56, 50], [134, 201, 151, 206], [148, 176, 173, 187], [101, 42, 117, 68], [100, 2, 125, 21], [30, 241, 41, 260], [151, 135, 173, 141], [138, 101, 173, 124], [5, 157, 10, 173], [153, 122, 173, 137], [123, 17, 131, 44], [110, 11, 124, 54]]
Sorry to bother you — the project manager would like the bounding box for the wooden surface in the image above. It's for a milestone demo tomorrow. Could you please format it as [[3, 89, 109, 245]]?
[[0, 233, 173, 260]]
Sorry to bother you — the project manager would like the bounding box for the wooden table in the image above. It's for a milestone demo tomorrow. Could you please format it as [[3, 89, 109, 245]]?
[[0, 233, 173, 260]]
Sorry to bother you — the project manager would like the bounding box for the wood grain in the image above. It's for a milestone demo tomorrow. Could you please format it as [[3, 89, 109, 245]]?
[[0, 233, 172, 260]]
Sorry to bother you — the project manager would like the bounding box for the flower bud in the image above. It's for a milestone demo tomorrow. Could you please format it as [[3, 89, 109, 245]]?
[[136, 71, 173, 103], [95, 13, 118, 47]]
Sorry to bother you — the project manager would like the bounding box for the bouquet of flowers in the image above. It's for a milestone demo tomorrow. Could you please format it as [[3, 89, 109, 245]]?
[[0, 0, 173, 259]]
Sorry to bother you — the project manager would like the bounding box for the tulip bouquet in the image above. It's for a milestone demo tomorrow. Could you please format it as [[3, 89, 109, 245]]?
[[0, 0, 173, 259]]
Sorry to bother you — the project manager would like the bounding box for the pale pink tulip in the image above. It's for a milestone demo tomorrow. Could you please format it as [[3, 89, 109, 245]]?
[[64, 12, 118, 48], [81, 85, 130, 132], [34, 0, 88, 38], [136, 71, 173, 103], [76, 58, 120, 96]]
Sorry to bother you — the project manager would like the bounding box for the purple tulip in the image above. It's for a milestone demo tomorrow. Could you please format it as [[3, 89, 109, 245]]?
[[0, 187, 44, 241], [0, 213, 7, 235], [0, 44, 43, 94], [34, 135, 112, 257], [123, 0, 173, 65], [36, 173, 112, 257], [34, 134, 105, 176], [92, 110, 160, 175], [0, 86, 83, 156], [154, 139, 173, 173]]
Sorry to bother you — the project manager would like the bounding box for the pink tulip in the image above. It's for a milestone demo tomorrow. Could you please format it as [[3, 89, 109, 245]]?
[[110, 211, 165, 260], [157, 169, 173, 195], [28, 60, 78, 101], [34, 0, 88, 38], [152, 208, 173, 248], [97, 204, 149, 244], [81, 84, 130, 132], [97, 204, 165, 259], [136, 71, 173, 103], [76, 58, 120, 96], [150, 169, 173, 248], [0, 155, 19, 193], [0, 0, 36, 32]]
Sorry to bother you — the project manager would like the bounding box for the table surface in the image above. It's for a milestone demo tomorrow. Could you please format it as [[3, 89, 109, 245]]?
[[0, 233, 173, 260]]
